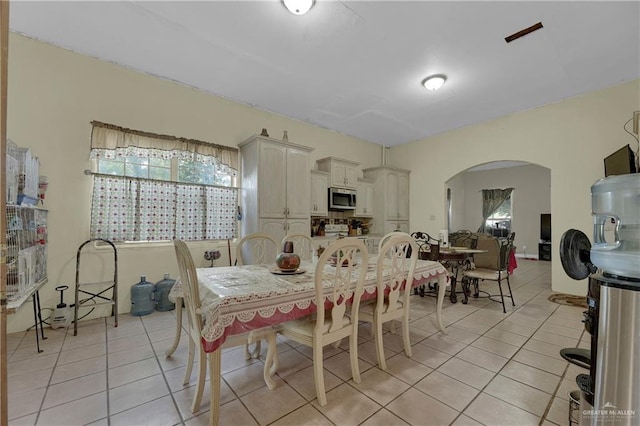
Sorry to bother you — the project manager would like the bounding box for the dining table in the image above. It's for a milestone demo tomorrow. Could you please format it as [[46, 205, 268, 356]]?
[[417, 246, 488, 303], [166, 255, 449, 425]]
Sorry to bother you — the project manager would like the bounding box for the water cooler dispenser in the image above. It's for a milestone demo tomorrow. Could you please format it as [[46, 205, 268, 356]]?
[[559, 174, 640, 425]]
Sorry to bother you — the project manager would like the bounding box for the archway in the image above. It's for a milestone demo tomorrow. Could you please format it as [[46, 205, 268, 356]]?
[[445, 161, 551, 260]]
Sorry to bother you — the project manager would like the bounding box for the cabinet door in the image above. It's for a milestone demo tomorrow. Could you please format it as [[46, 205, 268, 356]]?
[[344, 164, 358, 189], [397, 172, 410, 220], [385, 172, 400, 219], [355, 180, 374, 217], [259, 143, 287, 218], [260, 218, 287, 260], [331, 162, 347, 187], [286, 148, 311, 218], [287, 219, 311, 236], [364, 182, 375, 216], [311, 172, 329, 216]]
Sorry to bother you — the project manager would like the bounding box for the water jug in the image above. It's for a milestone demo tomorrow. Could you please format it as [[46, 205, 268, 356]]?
[[130, 275, 155, 316], [590, 174, 640, 279], [155, 273, 176, 312]]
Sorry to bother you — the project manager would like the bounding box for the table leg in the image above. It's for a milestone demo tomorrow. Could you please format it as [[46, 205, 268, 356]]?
[[436, 274, 448, 335], [449, 275, 458, 304], [208, 348, 221, 426], [165, 297, 183, 358]]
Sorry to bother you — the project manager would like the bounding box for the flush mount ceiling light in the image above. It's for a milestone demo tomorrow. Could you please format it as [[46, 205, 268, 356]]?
[[283, 0, 314, 15], [422, 74, 447, 91]]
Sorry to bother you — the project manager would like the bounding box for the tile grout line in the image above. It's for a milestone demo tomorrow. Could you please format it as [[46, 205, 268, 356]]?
[[141, 314, 189, 425], [444, 282, 563, 425], [539, 322, 588, 425]]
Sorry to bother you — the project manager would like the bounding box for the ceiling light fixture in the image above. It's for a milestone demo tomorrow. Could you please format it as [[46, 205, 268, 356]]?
[[422, 75, 447, 91], [283, 0, 314, 15]]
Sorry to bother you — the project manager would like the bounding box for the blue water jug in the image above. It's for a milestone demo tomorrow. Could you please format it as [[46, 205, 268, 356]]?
[[130, 275, 155, 316], [155, 273, 176, 312]]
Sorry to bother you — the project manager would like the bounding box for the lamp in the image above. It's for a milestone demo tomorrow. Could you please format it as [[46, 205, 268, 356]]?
[[422, 74, 447, 91], [283, 0, 314, 15]]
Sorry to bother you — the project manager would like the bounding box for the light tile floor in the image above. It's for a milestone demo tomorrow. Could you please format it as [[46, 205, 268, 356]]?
[[7, 259, 587, 425]]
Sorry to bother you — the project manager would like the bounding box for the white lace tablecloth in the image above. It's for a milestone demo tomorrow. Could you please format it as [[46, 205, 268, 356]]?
[[169, 257, 448, 352]]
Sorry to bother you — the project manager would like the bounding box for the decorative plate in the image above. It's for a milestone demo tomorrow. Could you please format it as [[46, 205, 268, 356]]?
[[270, 267, 307, 275]]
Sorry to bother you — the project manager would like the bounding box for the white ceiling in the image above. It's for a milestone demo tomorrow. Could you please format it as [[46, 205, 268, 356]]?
[[8, 1, 640, 147]]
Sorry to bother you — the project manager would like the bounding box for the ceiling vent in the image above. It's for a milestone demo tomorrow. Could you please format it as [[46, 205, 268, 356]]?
[[505, 22, 544, 43]]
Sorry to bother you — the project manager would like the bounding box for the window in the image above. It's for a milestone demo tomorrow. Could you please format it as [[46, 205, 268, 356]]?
[[89, 122, 239, 243], [479, 187, 513, 237], [485, 197, 512, 237]]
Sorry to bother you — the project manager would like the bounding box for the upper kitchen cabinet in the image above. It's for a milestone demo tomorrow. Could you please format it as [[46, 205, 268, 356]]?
[[311, 170, 329, 217], [363, 166, 410, 235], [317, 157, 359, 189], [239, 135, 313, 238], [355, 178, 374, 218]]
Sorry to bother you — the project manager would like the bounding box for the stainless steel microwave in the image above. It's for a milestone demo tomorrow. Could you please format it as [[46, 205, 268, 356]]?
[[328, 187, 356, 210]]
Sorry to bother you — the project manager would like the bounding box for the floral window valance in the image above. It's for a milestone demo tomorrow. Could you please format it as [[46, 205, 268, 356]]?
[[89, 121, 238, 175]]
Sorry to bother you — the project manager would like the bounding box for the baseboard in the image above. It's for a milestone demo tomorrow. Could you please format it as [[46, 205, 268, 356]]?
[[516, 253, 539, 260]]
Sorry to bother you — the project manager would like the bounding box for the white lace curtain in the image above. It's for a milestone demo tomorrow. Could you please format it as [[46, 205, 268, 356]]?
[[90, 175, 237, 242]]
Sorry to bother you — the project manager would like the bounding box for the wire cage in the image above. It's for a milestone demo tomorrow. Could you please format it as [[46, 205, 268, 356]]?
[[6, 206, 48, 301]]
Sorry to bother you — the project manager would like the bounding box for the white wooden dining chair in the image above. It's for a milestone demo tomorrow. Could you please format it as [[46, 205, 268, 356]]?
[[235, 232, 278, 358], [173, 239, 279, 416], [278, 238, 369, 406], [378, 231, 411, 253], [235, 232, 278, 266], [359, 234, 418, 370], [281, 232, 314, 261]]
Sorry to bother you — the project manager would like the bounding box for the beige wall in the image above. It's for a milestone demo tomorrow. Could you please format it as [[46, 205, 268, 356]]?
[[6, 33, 640, 331], [390, 79, 640, 296], [6, 34, 383, 332], [447, 164, 551, 258]]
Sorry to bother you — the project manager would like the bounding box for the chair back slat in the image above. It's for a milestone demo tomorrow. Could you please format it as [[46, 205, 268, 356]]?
[[174, 239, 206, 339], [377, 235, 418, 315], [449, 230, 479, 249], [281, 232, 314, 261], [236, 232, 278, 265], [379, 231, 411, 253], [315, 238, 368, 334], [410, 231, 439, 260]]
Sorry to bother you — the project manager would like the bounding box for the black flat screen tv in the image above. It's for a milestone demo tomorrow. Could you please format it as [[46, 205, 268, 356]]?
[[604, 144, 637, 177], [540, 213, 551, 242]]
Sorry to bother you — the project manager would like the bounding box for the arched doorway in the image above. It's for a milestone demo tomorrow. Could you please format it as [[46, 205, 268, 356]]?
[[445, 161, 551, 260]]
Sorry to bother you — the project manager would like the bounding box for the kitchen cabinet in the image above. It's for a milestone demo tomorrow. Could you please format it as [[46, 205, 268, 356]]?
[[363, 166, 411, 235], [239, 135, 313, 242], [310, 170, 329, 216], [317, 157, 359, 189], [355, 178, 374, 217]]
